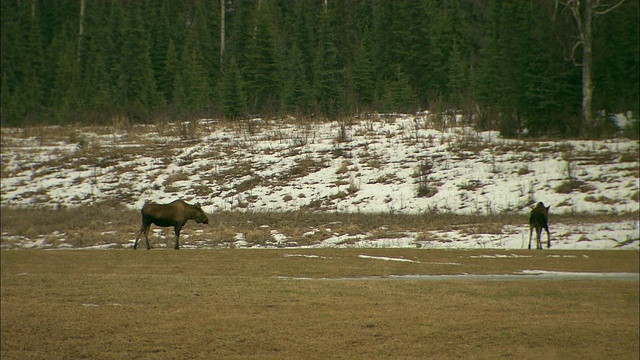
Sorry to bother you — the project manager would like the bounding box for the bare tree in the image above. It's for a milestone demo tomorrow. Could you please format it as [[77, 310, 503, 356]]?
[[556, 0, 626, 136]]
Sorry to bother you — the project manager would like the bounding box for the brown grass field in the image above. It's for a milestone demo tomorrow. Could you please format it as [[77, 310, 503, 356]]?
[[1, 249, 638, 359]]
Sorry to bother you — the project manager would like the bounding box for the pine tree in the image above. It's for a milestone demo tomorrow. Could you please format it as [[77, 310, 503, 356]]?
[[291, 1, 320, 89], [178, 40, 211, 116], [243, 4, 280, 114], [78, 1, 114, 117], [115, 3, 161, 119], [447, 41, 468, 108], [314, 14, 343, 118], [148, 2, 173, 99], [160, 40, 179, 104], [50, 38, 82, 124], [351, 36, 375, 109], [383, 66, 417, 113], [283, 44, 313, 115], [190, 1, 220, 91], [592, 0, 639, 116], [220, 58, 246, 119]]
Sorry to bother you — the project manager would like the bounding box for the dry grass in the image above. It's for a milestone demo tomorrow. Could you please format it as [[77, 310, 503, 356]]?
[[1, 205, 638, 249], [1, 249, 638, 359]]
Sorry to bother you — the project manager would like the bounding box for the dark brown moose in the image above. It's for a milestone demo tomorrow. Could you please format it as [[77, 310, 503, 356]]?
[[528, 202, 551, 250], [134, 200, 209, 250]]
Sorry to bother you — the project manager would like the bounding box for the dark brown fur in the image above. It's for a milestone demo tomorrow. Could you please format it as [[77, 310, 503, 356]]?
[[134, 200, 209, 250], [528, 202, 551, 250]]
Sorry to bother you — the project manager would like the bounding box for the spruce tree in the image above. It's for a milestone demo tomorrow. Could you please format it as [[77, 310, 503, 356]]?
[[221, 59, 246, 119], [160, 40, 180, 104], [447, 41, 468, 108], [283, 44, 313, 115], [383, 66, 417, 113], [116, 3, 161, 119], [352, 37, 375, 109], [50, 39, 82, 124], [178, 41, 211, 116], [243, 4, 280, 114], [314, 14, 343, 118]]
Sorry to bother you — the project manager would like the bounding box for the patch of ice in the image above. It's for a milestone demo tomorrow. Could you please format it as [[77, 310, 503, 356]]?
[[271, 230, 288, 245], [82, 243, 119, 250], [234, 233, 249, 248], [358, 254, 419, 263], [280, 272, 639, 281], [469, 254, 533, 259], [517, 270, 639, 280], [284, 254, 329, 259]]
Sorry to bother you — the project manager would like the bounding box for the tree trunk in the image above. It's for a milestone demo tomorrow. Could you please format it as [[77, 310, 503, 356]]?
[[78, 0, 85, 61], [582, 0, 593, 136], [558, 0, 626, 136]]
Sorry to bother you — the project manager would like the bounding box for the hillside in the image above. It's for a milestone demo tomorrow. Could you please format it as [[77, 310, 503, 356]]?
[[1, 114, 638, 249]]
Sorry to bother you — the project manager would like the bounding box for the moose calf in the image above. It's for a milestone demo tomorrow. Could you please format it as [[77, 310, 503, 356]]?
[[528, 202, 551, 250]]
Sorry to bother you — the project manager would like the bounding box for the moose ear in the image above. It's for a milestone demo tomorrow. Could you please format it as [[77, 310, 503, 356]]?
[[196, 202, 201, 208]]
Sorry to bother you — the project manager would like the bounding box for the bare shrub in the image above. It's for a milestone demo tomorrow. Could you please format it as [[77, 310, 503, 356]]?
[[517, 166, 532, 176], [289, 157, 327, 178], [347, 177, 360, 195], [336, 161, 350, 175], [415, 158, 437, 198], [619, 152, 637, 163], [554, 179, 595, 194], [458, 180, 484, 192], [336, 121, 350, 143]]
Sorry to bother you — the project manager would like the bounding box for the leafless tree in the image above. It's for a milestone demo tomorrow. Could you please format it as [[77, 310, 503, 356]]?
[[555, 0, 627, 136]]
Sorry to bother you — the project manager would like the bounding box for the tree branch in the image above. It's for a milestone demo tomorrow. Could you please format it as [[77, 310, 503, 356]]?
[[570, 39, 584, 66], [593, 0, 626, 15], [557, 0, 586, 66], [559, 0, 585, 34]]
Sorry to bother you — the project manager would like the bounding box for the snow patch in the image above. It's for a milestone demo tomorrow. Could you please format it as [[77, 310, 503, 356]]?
[[358, 255, 419, 263]]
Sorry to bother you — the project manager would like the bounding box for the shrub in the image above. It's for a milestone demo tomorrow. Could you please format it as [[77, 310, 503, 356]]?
[[555, 179, 595, 194]]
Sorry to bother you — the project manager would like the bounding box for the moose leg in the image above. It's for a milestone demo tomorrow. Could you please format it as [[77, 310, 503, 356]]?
[[545, 226, 551, 249], [133, 224, 147, 250], [174, 225, 182, 250], [528, 226, 534, 250], [133, 232, 140, 250], [536, 227, 543, 249], [143, 226, 151, 250]]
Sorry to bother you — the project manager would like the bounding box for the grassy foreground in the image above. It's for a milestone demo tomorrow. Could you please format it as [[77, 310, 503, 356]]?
[[1, 249, 638, 359]]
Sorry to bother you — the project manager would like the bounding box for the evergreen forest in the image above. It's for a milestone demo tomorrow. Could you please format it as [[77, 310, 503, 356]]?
[[1, 0, 638, 138]]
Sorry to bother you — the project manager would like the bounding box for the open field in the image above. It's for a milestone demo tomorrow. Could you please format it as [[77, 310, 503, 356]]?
[[1, 249, 638, 359]]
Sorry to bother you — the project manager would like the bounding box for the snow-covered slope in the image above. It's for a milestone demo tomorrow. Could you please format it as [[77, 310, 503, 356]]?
[[2, 114, 637, 215], [2, 114, 638, 250]]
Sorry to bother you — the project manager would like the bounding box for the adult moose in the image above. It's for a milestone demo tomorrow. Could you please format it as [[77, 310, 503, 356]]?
[[528, 202, 551, 250], [134, 200, 209, 250]]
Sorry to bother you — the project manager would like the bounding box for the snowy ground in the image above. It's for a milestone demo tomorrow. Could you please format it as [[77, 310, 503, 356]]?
[[1, 113, 638, 250]]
